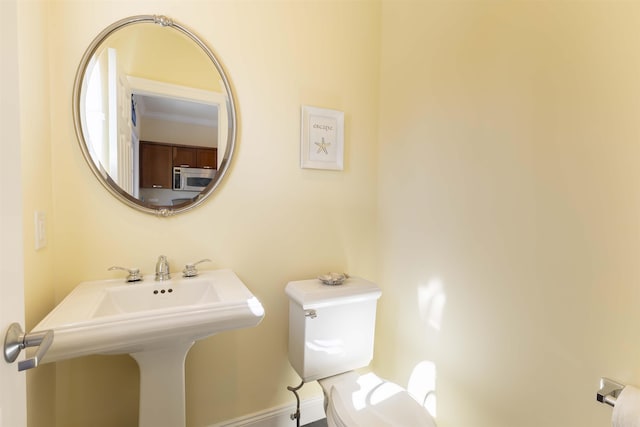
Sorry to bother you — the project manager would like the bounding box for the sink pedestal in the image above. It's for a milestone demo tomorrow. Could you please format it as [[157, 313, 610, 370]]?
[[130, 341, 194, 427]]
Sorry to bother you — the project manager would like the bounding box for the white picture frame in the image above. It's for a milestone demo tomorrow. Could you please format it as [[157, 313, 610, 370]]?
[[300, 105, 344, 170]]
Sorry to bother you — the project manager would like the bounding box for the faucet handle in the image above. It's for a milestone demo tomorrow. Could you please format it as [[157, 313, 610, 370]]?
[[182, 259, 212, 278], [108, 266, 143, 283]]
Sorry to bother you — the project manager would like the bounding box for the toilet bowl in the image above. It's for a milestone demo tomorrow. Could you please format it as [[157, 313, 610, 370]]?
[[286, 277, 436, 427], [319, 371, 437, 427]]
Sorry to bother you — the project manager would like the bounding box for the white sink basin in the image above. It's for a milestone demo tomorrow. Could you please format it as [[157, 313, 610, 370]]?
[[33, 269, 265, 363], [92, 276, 220, 318], [33, 268, 264, 427]]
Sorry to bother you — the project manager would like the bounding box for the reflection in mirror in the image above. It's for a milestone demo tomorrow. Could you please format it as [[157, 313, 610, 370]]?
[[73, 15, 236, 216]]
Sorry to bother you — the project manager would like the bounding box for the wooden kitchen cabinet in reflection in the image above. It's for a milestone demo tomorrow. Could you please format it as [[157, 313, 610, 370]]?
[[140, 142, 172, 189], [173, 146, 217, 169], [140, 142, 219, 190]]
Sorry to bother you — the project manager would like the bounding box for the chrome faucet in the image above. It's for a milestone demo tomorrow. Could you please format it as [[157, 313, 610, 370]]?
[[155, 255, 170, 281]]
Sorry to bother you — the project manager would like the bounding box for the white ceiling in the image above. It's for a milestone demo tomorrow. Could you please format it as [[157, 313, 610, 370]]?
[[134, 94, 218, 127]]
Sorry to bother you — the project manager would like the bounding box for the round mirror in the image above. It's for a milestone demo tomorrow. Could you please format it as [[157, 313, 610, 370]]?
[[73, 15, 237, 216]]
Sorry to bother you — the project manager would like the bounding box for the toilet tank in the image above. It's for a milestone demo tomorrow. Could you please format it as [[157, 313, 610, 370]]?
[[286, 277, 382, 382]]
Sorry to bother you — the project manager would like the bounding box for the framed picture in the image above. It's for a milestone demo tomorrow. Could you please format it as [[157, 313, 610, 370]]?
[[300, 105, 344, 170]]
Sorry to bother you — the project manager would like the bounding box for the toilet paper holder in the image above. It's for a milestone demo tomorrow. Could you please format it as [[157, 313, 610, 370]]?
[[597, 378, 625, 407]]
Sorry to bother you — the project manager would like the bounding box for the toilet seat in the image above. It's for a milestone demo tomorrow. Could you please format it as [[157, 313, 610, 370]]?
[[319, 372, 437, 427]]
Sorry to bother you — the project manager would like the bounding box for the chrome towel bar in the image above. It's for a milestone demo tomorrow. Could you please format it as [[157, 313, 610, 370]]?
[[597, 378, 625, 407]]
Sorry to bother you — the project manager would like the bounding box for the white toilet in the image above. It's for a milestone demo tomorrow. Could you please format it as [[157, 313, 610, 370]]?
[[286, 277, 437, 427]]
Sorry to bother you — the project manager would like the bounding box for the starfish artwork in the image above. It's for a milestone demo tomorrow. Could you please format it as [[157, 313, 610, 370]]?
[[314, 137, 331, 155]]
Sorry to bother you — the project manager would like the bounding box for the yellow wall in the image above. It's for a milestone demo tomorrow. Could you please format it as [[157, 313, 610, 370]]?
[[17, 1, 57, 426], [37, 1, 380, 426], [378, 2, 640, 427]]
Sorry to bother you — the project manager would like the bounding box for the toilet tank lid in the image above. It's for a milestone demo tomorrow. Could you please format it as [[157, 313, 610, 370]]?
[[285, 277, 382, 309]]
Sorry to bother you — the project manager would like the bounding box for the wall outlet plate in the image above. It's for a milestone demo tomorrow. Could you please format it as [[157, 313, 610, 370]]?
[[34, 211, 46, 250]]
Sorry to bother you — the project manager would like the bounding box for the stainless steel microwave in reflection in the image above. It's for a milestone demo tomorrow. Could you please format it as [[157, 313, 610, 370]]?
[[173, 167, 216, 191]]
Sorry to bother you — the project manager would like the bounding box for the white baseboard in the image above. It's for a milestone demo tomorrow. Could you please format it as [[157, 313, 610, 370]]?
[[209, 396, 325, 427]]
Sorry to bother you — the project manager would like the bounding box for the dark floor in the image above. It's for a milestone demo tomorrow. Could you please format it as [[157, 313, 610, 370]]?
[[302, 419, 328, 427]]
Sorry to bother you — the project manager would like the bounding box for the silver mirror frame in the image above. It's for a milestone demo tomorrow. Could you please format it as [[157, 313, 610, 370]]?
[[72, 15, 237, 217]]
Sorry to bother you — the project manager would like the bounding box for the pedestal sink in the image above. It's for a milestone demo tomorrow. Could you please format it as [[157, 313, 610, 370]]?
[[32, 269, 265, 427]]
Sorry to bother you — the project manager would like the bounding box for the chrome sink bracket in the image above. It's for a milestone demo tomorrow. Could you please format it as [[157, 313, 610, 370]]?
[[4, 323, 54, 371], [182, 259, 212, 278], [108, 265, 143, 282], [597, 377, 625, 407]]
